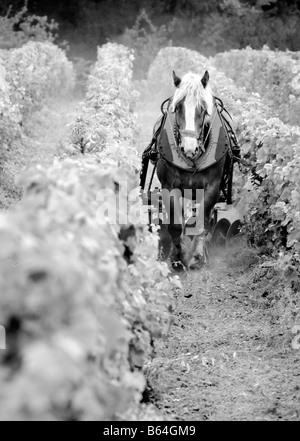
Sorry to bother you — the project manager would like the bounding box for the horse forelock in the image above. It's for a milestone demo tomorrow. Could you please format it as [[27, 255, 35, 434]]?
[[170, 72, 214, 116]]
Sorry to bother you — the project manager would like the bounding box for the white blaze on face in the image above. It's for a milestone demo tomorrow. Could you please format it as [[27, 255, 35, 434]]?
[[183, 99, 198, 158]]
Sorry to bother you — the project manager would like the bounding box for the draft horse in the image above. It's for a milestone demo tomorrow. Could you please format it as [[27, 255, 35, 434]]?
[[155, 71, 230, 269]]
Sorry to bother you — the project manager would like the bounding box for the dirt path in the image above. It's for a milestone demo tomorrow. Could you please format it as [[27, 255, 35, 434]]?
[[149, 247, 300, 421], [0, 95, 81, 210]]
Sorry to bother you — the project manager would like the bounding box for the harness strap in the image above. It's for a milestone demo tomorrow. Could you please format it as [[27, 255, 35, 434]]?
[[143, 96, 249, 173]]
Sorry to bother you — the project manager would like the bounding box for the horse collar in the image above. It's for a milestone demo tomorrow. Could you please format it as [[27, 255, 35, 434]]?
[[157, 102, 230, 173]]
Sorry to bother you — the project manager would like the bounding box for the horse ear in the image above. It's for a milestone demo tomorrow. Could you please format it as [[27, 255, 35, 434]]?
[[173, 71, 181, 88], [201, 71, 209, 88]]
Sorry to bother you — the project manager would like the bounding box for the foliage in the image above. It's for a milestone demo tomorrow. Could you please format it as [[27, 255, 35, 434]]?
[[214, 46, 300, 124], [0, 41, 74, 138], [5, 41, 75, 122], [0, 9, 72, 173], [0, 42, 175, 421], [0, 61, 21, 155], [0, 41, 75, 191], [120, 10, 174, 80], [0, 157, 173, 420], [67, 43, 139, 160], [197, 0, 300, 55], [209, 53, 300, 289], [3, 0, 300, 56], [0, 6, 59, 50], [211, 46, 300, 288], [210, 51, 300, 289]]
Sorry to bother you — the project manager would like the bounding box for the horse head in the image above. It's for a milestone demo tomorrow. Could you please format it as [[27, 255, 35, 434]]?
[[170, 71, 214, 160]]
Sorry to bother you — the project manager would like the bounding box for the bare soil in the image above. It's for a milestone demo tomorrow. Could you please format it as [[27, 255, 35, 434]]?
[[149, 247, 300, 421]]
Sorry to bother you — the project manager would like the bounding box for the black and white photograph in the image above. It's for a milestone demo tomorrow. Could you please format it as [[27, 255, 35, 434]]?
[[0, 0, 300, 423]]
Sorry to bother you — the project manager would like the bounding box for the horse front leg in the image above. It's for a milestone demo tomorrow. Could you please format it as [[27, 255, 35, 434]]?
[[162, 190, 184, 270]]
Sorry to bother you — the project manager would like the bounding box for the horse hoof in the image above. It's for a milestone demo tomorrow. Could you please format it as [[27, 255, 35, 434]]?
[[190, 260, 205, 271], [188, 253, 205, 270], [172, 261, 185, 272]]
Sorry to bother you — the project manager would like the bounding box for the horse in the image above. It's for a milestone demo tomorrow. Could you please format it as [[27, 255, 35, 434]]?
[[155, 70, 230, 270]]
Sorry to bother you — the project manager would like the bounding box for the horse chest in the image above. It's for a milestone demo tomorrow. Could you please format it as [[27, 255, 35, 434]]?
[[173, 173, 197, 190], [159, 165, 203, 190]]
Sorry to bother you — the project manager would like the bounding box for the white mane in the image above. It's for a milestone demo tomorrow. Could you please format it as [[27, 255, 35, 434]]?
[[170, 72, 214, 116]]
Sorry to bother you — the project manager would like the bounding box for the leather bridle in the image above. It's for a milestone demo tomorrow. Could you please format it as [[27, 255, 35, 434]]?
[[173, 102, 208, 155]]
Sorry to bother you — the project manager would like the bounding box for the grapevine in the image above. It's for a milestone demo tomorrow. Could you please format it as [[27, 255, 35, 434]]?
[[0, 43, 175, 421]]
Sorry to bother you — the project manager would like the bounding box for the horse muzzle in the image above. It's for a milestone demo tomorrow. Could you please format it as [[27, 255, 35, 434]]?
[[181, 139, 204, 159], [179, 129, 204, 159], [182, 145, 199, 159]]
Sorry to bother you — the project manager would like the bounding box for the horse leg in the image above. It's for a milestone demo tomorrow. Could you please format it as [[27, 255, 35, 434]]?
[[158, 223, 172, 261], [162, 191, 184, 270]]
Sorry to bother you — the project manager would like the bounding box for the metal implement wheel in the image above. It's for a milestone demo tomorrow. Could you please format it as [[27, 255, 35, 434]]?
[[211, 219, 231, 249], [226, 220, 243, 249]]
